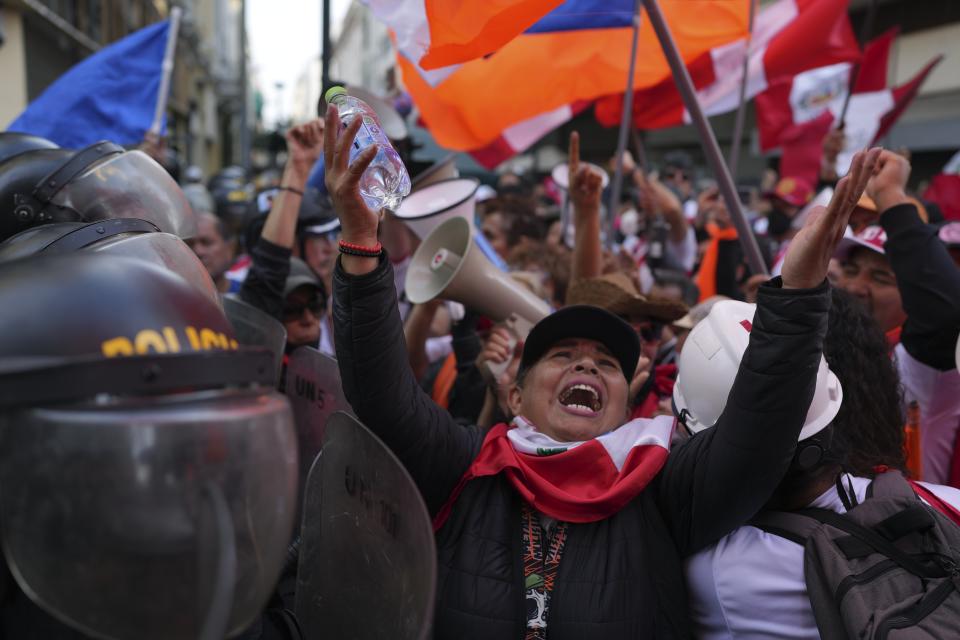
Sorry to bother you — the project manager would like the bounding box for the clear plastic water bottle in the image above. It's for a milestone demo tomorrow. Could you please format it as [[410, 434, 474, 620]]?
[[325, 86, 411, 211]]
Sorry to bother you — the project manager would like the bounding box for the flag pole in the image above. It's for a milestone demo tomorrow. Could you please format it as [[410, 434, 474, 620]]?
[[239, 0, 251, 169], [607, 0, 643, 248], [837, 0, 878, 129], [641, 0, 767, 276], [149, 6, 182, 136], [322, 0, 333, 93], [631, 127, 648, 175], [727, 0, 757, 179]]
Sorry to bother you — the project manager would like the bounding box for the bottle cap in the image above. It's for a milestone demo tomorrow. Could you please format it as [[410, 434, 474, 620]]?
[[324, 86, 347, 103]]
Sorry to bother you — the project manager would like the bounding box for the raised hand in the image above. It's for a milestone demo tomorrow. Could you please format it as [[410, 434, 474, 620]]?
[[866, 150, 912, 213], [780, 147, 882, 289], [629, 355, 652, 400], [820, 128, 847, 182], [285, 118, 325, 180], [635, 171, 681, 217], [476, 326, 515, 370], [324, 104, 380, 251], [568, 132, 604, 217]]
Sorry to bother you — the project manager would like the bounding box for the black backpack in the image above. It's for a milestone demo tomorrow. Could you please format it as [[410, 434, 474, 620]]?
[[752, 471, 960, 639]]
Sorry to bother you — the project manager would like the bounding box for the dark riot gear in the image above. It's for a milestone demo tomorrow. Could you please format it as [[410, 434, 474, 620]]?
[[0, 251, 298, 640], [0, 140, 196, 243], [0, 132, 59, 165]]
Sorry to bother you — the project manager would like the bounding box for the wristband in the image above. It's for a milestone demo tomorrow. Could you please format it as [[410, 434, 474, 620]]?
[[338, 240, 382, 257], [278, 186, 304, 197]]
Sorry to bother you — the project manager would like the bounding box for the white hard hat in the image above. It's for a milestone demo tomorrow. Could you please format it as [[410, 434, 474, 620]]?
[[672, 300, 842, 441], [955, 333, 959, 373]]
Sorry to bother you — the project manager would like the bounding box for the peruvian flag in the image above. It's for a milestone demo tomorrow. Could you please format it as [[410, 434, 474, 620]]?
[[466, 0, 855, 169], [432, 415, 674, 530], [757, 29, 943, 178], [594, 0, 859, 131]]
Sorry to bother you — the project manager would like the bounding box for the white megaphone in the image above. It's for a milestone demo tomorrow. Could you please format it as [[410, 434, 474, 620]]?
[[411, 155, 459, 193], [395, 177, 478, 239], [345, 86, 408, 142], [552, 161, 610, 248], [406, 216, 551, 381]]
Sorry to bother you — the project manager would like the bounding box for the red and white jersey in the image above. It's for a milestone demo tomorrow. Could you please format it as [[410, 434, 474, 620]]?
[[685, 474, 960, 639]]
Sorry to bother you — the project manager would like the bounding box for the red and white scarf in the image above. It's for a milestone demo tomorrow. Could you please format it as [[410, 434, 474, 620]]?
[[433, 415, 675, 531]]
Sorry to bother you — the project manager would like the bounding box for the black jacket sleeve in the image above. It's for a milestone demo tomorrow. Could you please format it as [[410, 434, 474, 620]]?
[[333, 253, 483, 515], [446, 316, 487, 423], [715, 239, 745, 300], [239, 238, 292, 321], [880, 203, 960, 370], [654, 277, 831, 556]]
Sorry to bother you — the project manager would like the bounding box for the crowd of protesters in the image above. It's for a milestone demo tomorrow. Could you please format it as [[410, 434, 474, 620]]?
[[2, 83, 960, 637], [196, 109, 960, 479], [151, 95, 960, 637]]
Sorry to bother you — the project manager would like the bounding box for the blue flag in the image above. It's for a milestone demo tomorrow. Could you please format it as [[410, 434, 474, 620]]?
[[7, 20, 171, 149]]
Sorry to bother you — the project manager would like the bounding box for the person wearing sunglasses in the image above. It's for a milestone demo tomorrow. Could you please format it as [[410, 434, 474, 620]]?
[[281, 257, 327, 352]]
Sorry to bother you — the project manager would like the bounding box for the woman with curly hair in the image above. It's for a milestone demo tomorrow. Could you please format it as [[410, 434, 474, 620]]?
[[683, 288, 960, 639]]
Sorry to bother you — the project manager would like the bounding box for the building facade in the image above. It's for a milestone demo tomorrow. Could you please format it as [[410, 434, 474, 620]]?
[[291, 1, 394, 124], [0, 0, 250, 176]]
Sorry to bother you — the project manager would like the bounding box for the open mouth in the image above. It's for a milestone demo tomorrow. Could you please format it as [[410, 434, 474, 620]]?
[[558, 382, 603, 415]]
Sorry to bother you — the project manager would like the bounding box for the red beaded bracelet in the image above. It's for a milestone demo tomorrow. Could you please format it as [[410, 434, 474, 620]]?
[[338, 239, 383, 257]]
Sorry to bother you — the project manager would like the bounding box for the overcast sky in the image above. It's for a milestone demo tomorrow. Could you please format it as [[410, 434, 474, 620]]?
[[247, 0, 352, 126]]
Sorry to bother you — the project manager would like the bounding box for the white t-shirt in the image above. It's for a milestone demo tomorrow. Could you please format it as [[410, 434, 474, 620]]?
[[318, 313, 335, 357], [685, 474, 960, 639], [622, 226, 698, 276], [895, 344, 960, 485]]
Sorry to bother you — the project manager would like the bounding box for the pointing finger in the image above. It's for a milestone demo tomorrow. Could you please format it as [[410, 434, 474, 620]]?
[[568, 131, 580, 180]]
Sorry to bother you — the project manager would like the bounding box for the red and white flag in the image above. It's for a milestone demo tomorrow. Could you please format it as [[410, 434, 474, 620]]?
[[757, 28, 943, 178], [468, 100, 592, 169], [594, 0, 859, 131], [432, 415, 674, 530], [465, 0, 853, 169]]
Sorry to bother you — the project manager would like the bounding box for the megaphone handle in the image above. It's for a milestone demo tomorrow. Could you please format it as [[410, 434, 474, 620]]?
[[479, 314, 535, 386], [482, 354, 512, 386]]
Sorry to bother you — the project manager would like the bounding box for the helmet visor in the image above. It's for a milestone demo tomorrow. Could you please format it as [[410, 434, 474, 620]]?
[[0, 388, 297, 640], [91, 231, 221, 306], [49, 150, 197, 239]]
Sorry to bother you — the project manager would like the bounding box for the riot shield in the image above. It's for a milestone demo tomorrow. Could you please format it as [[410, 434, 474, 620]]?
[[284, 346, 353, 490], [295, 412, 436, 640], [221, 294, 286, 385]]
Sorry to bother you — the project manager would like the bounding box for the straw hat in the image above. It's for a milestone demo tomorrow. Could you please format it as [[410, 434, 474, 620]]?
[[566, 272, 687, 323], [672, 295, 731, 330]]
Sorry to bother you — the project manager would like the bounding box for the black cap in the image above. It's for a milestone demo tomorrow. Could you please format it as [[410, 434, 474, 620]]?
[[284, 257, 326, 299], [519, 305, 640, 380]]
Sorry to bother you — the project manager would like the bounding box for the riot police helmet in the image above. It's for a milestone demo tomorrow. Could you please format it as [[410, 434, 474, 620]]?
[[0, 140, 197, 243], [0, 251, 297, 640]]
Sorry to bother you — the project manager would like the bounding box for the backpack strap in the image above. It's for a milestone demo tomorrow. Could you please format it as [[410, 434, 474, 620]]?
[[750, 511, 823, 546], [908, 480, 960, 528], [798, 507, 950, 579]]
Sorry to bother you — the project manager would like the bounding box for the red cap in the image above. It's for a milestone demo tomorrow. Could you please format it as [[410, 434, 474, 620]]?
[[834, 225, 887, 260], [939, 222, 960, 248], [765, 176, 814, 207]]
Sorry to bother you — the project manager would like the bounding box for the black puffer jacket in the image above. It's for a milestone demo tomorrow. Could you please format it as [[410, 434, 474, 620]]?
[[333, 254, 831, 639]]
